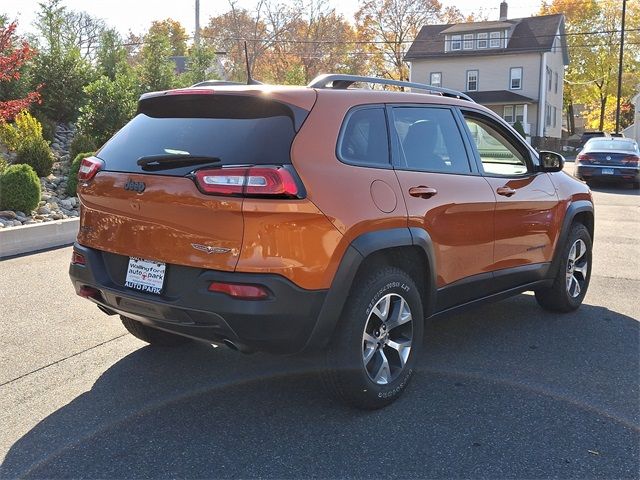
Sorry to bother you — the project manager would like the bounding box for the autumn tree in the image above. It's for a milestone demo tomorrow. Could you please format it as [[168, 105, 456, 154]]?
[[540, 0, 640, 132], [355, 0, 444, 81], [148, 19, 188, 56], [0, 21, 41, 121]]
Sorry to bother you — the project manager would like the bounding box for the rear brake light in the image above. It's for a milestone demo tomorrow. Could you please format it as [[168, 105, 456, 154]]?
[[208, 282, 269, 299], [194, 166, 302, 198], [166, 89, 214, 96], [576, 154, 593, 165], [71, 251, 86, 265], [622, 155, 639, 166], [78, 157, 104, 182]]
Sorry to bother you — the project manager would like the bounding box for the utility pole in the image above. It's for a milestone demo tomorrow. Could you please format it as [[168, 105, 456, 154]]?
[[615, 0, 626, 134], [194, 0, 201, 46]]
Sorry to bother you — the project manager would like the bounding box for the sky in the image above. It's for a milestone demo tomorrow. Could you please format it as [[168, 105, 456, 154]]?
[[3, 0, 542, 38]]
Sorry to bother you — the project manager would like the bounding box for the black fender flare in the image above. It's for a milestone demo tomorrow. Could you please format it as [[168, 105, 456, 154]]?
[[303, 227, 437, 351], [548, 200, 594, 278]]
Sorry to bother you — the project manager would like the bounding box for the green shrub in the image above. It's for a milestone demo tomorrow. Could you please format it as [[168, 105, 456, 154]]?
[[77, 72, 138, 146], [17, 137, 54, 177], [0, 155, 8, 174], [67, 151, 94, 195], [0, 164, 41, 212], [512, 120, 526, 138], [69, 132, 98, 161], [0, 110, 44, 151], [33, 112, 56, 143]]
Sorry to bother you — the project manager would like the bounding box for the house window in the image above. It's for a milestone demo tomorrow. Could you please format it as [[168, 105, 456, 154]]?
[[451, 35, 462, 50], [504, 106, 514, 123], [515, 105, 525, 123], [510, 67, 522, 90], [554, 72, 558, 93], [552, 106, 557, 128], [466, 70, 478, 91], [546, 67, 552, 91], [545, 104, 552, 127], [504, 105, 525, 124], [489, 31, 501, 48], [430, 72, 442, 87], [463, 34, 474, 50], [477, 32, 488, 49]]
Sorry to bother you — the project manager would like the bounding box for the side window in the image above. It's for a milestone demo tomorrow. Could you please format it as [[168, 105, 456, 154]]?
[[463, 114, 530, 176], [392, 107, 471, 174], [338, 107, 389, 167]]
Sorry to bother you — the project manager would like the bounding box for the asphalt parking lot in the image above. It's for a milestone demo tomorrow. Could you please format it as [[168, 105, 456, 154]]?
[[1, 172, 638, 479]]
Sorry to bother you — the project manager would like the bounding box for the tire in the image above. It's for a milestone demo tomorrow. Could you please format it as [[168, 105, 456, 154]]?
[[120, 316, 191, 347], [323, 266, 424, 409], [535, 223, 592, 312]]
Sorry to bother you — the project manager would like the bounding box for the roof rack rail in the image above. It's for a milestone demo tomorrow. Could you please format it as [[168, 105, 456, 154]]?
[[307, 74, 475, 103]]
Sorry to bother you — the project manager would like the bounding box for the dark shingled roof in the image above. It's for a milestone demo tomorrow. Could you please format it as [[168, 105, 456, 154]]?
[[466, 90, 536, 104], [405, 14, 567, 62]]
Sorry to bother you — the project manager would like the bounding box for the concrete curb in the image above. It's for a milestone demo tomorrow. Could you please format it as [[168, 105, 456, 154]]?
[[0, 218, 79, 259]]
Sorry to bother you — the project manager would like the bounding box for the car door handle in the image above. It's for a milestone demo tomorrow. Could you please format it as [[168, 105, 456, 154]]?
[[496, 186, 516, 197], [408, 186, 438, 199]]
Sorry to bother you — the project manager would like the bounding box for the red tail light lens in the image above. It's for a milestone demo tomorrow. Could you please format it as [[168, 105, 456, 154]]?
[[622, 155, 639, 166], [576, 154, 593, 165], [71, 251, 86, 265], [78, 157, 104, 182], [194, 166, 302, 198], [208, 282, 269, 299]]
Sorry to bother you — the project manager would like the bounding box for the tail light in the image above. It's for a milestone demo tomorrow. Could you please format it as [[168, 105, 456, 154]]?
[[71, 251, 86, 265], [208, 282, 269, 299], [193, 166, 303, 198], [622, 155, 639, 166], [576, 154, 593, 165], [78, 157, 104, 182]]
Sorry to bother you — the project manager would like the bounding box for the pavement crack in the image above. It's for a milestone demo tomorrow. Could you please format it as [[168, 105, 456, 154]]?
[[0, 334, 128, 388]]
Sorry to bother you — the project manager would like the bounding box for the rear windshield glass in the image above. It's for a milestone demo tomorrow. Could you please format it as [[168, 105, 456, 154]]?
[[97, 95, 301, 176], [585, 140, 638, 152]]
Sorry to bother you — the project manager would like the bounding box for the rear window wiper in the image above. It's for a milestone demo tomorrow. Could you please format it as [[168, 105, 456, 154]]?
[[136, 154, 221, 171]]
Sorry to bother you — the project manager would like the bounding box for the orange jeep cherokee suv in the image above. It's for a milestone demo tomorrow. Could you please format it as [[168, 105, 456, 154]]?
[[69, 74, 594, 409]]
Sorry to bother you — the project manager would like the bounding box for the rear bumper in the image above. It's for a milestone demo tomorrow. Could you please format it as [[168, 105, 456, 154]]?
[[576, 165, 640, 183], [69, 243, 327, 354]]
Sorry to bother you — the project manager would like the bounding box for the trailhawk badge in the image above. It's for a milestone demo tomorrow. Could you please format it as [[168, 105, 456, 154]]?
[[191, 243, 231, 254]]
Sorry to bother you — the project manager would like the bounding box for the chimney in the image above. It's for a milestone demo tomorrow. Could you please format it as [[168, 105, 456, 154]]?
[[499, 1, 508, 20]]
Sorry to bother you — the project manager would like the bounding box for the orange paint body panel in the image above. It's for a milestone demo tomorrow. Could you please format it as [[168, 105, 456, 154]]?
[[237, 199, 343, 290], [394, 171, 496, 287], [78, 172, 243, 271]]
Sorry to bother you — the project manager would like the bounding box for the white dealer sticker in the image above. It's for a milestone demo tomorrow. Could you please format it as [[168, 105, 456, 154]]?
[[125, 257, 166, 294]]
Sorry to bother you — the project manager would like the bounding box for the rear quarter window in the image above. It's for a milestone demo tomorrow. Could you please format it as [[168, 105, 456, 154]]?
[[337, 107, 390, 167]]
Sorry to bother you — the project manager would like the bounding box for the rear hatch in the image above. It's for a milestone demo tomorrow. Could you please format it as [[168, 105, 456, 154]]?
[[77, 88, 315, 273]]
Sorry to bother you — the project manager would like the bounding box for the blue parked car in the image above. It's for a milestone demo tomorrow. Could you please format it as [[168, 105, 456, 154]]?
[[575, 137, 639, 188]]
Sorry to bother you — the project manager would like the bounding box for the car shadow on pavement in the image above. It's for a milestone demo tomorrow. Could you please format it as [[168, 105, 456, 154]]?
[[2, 295, 639, 479]]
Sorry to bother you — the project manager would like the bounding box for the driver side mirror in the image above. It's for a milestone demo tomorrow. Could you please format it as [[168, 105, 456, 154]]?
[[538, 150, 565, 172]]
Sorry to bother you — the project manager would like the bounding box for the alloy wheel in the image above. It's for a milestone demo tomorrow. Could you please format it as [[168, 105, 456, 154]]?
[[362, 293, 413, 385], [566, 238, 589, 298]]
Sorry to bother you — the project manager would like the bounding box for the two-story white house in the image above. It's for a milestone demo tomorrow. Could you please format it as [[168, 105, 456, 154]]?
[[405, 2, 568, 146]]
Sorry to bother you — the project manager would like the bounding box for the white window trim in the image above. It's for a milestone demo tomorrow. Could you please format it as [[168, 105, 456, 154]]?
[[451, 35, 462, 51], [504, 106, 514, 123], [515, 105, 525, 123], [430, 72, 442, 87], [463, 33, 474, 50], [554, 72, 559, 93], [510, 67, 522, 90], [477, 32, 488, 49], [489, 31, 501, 48], [466, 70, 478, 92]]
